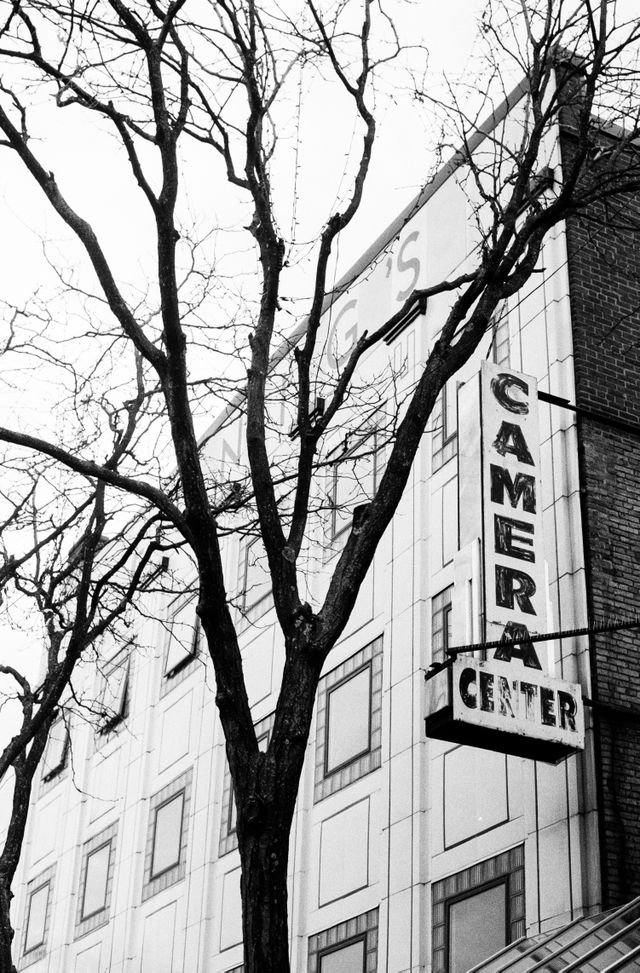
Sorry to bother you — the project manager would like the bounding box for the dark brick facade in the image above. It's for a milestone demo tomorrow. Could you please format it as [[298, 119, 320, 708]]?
[[565, 164, 640, 907]]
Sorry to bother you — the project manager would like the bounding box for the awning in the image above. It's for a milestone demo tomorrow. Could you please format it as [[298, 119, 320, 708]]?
[[467, 896, 640, 972]]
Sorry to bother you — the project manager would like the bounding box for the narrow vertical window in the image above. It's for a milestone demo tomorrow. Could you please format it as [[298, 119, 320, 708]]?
[[143, 768, 193, 900], [98, 650, 130, 734], [75, 822, 117, 937], [24, 883, 49, 953], [41, 718, 69, 783], [151, 791, 185, 878], [314, 637, 383, 803], [239, 537, 272, 619], [432, 586, 453, 665], [432, 383, 458, 471], [325, 666, 372, 774], [492, 307, 510, 366], [164, 595, 200, 679], [21, 865, 55, 963]]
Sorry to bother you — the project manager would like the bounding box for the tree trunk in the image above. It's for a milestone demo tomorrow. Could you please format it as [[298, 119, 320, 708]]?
[[239, 822, 292, 973], [0, 767, 35, 973], [0, 880, 17, 973]]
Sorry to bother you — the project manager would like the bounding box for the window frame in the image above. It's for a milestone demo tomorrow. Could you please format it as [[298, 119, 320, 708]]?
[[239, 535, 272, 620], [40, 716, 70, 785], [81, 842, 111, 919], [163, 594, 201, 682], [142, 768, 193, 901], [24, 882, 49, 953], [308, 909, 378, 973], [446, 878, 509, 973], [318, 933, 367, 973], [324, 663, 373, 777], [491, 304, 510, 366], [97, 649, 130, 736], [432, 380, 458, 471], [431, 845, 525, 973], [314, 637, 383, 804], [431, 586, 454, 666], [75, 821, 118, 939], [21, 865, 55, 967], [328, 428, 383, 542], [150, 790, 186, 880]]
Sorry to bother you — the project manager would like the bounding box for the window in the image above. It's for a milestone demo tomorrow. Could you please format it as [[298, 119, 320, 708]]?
[[143, 768, 193, 900], [432, 381, 458, 471], [329, 429, 382, 541], [314, 637, 382, 803], [449, 883, 507, 973], [431, 846, 525, 973], [239, 536, 272, 620], [24, 884, 49, 952], [163, 595, 200, 680], [151, 792, 184, 877], [431, 586, 453, 665], [41, 717, 69, 784], [219, 713, 274, 856], [320, 938, 365, 972], [21, 865, 55, 964], [325, 666, 371, 774], [75, 822, 117, 937], [98, 650, 129, 734], [308, 909, 378, 973], [492, 308, 510, 366]]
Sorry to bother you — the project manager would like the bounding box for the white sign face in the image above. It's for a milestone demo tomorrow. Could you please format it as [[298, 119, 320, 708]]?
[[480, 361, 547, 669], [451, 657, 584, 751]]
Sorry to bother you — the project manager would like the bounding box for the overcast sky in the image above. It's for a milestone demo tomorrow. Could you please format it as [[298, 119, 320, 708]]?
[[0, 0, 487, 689]]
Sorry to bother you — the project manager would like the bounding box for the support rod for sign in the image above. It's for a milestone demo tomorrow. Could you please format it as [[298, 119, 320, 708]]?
[[538, 389, 640, 438], [424, 614, 640, 681]]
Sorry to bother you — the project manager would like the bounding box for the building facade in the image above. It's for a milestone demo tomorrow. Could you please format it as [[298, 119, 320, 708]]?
[[5, 83, 640, 973]]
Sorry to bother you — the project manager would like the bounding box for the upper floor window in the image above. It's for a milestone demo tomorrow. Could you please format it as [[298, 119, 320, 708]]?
[[492, 306, 510, 366], [328, 427, 383, 541], [432, 381, 458, 471], [238, 536, 272, 621], [314, 637, 383, 803], [97, 650, 130, 735], [75, 821, 118, 938], [162, 593, 201, 694], [41, 717, 69, 785], [431, 586, 453, 666], [21, 865, 55, 965], [325, 665, 372, 775], [142, 768, 193, 901]]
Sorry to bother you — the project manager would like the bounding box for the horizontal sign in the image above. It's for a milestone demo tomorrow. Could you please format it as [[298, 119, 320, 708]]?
[[426, 657, 584, 763]]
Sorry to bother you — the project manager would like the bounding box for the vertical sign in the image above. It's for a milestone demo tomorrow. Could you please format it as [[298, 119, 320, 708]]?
[[481, 361, 547, 670], [426, 361, 584, 761]]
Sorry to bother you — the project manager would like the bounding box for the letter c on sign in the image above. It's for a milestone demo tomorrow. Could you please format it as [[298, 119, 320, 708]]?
[[459, 668, 477, 708], [491, 373, 530, 415]]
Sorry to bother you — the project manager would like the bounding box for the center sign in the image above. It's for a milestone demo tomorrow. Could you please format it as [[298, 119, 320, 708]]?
[[425, 362, 584, 762]]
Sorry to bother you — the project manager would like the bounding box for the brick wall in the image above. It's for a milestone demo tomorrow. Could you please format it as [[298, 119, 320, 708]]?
[[565, 160, 640, 906]]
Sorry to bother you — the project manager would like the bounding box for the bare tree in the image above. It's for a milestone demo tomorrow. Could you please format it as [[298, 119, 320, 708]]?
[[0, 0, 638, 968], [0, 411, 168, 969]]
